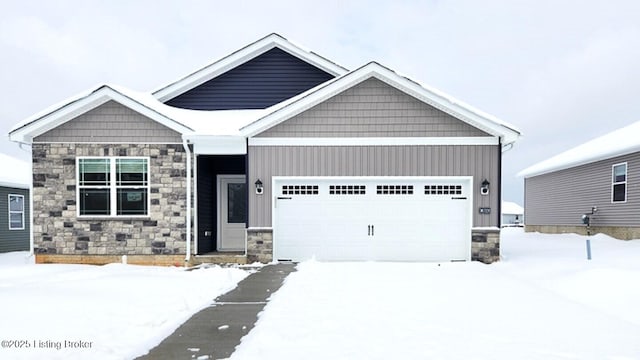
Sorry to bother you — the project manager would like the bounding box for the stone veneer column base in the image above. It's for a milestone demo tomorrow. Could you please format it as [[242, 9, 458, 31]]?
[[246, 228, 273, 263], [471, 228, 500, 264]]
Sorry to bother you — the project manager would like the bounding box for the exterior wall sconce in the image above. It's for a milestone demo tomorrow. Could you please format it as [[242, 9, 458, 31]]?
[[480, 179, 490, 196], [255, 179, 264, 195]]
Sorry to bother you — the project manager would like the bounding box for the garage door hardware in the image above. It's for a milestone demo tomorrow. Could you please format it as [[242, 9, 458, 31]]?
[[277, 196, 292, 200], [367, 225, 375, 236]]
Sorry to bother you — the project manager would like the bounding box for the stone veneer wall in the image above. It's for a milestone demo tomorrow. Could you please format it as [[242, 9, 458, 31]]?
[[246, 228, 273, 263], [32, 143, 190, 264], [526, 224, 640, 240], [247, 228, 500, 264], [471, 228, 500, 264]]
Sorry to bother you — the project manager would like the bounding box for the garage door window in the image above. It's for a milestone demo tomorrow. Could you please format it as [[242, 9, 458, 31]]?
[[376, 185, 413, 195], [425, 185, 462, 195], [329, 185, 366, 195], [282, 185, 319, 195]]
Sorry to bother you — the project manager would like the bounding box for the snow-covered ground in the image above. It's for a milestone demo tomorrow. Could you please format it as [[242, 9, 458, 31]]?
[[231, 228, 640, 360], [0, 254, 249, 360]]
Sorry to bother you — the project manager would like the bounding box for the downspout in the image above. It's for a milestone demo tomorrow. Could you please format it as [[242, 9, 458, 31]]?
[[18, 142, 34, 258], [182, 138, 192, 265]]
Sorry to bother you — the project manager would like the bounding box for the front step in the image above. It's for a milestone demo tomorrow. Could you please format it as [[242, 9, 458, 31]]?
[[190, 253, 248, 266]]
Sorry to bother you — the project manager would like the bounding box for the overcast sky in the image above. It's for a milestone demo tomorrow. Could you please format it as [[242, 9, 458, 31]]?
[[2, 0, 640, 204]]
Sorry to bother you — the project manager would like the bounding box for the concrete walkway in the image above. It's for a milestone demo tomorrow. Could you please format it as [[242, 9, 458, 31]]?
[[137, 263, 297, 360]]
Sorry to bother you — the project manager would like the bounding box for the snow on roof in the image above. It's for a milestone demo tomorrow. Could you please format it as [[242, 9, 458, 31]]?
[[0, 153, 30, 189], [502, 201, 524, 215], [518, 120, 640, 178]]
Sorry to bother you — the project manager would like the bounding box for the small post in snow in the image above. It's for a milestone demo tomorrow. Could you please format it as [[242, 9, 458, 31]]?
[[581, 207, 597, 261]]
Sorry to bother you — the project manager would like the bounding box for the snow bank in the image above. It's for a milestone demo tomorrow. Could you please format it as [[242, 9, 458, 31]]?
[[0, 254, 248, 360], [231, 229, 640, 360]]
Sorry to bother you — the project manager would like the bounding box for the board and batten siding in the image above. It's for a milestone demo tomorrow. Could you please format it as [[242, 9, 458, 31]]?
[[34, 101, 182, 143], [248, 145, 500, 228], [257, 78, 490, 138], [165, 48, 334, 110], [525, 151, 640, 226], [0, 186, 30, 253]]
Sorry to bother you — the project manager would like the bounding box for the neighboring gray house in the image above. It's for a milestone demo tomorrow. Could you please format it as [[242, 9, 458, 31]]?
[[0, 153, 30, 253], [8, 34, 520, 265], [501, 201, 524, 227], [519, 120, 640, 239]]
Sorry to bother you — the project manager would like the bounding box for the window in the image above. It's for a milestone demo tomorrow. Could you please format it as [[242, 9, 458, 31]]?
[[612, 163, 627, 203], [282, 185, 319, 195], [78, 157, 149, 216], [8, 194, 24, 230], [376, 185, 413, 195], [425, 185, 462, 195], [329, 185, 366, 195]]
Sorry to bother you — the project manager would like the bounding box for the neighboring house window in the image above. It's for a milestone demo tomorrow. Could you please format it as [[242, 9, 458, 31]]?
[[8, 194, 24, 230], [612, 162, 627, 203], [77, 157, 149, 216]]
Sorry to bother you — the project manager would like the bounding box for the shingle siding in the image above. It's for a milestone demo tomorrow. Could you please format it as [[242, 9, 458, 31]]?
[[165, 48, 335, 110], [248, 145, 500, 228], [0, 186, 30, 253], [525, 151, 640, 226], [257, 78, 490, 138], [34, 101, 183, 143]]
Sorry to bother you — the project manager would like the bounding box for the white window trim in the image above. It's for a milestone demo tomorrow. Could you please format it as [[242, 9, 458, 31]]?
[[8, 194, 25, 230], [76, 156, 151, 218], [612, 162, 628, 204]]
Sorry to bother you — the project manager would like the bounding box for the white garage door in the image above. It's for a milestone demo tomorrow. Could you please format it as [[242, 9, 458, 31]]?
[[272, 177, 472, 262]]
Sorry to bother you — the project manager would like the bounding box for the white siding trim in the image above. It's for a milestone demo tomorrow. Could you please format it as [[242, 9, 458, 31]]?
[[249, 137, 499, 147]]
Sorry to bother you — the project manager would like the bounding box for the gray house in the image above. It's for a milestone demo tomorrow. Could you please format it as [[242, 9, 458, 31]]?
[[519, 120, 640, 239], [9, 34, 520, 265], [0, 153, 30, 253], [501, 201, 524, 227]]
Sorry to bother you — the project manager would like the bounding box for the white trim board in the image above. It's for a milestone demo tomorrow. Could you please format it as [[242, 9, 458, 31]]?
[[249, 137, 499, 146]]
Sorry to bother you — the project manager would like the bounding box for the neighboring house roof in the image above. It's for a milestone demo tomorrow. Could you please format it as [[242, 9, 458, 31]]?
[[8, 34, 521, 147], [152, 33, 348, 102], [0, 153, 30, 189], [518, 120, 640, 178], [502, 201, 524, 215]]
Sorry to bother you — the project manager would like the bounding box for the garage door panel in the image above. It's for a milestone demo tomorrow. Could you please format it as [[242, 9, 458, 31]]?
[[273, 178, 471, 262]]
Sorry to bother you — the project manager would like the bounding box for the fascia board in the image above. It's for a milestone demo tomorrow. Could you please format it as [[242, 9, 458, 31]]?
[[153, 34, 348, 102], [242, 62, 520, 143], [10, 87, 191, 144]]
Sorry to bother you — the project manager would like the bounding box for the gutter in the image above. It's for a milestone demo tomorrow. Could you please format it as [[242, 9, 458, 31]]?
[[18, 142, 34, 258], [182, 138, 192, 265]]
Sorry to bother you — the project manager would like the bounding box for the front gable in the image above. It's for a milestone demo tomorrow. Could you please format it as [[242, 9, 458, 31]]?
[[256, 78, 490, 138], [165, 48, 335, 110], [34, 101, 182, 143]]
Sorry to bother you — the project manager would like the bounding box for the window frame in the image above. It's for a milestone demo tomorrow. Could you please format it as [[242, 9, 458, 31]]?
[[76, 156, 151, 218], [8, 194, 25, 230], [611, 162, 628, 204]]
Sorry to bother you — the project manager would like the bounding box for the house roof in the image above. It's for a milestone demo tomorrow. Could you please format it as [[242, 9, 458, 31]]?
[[152, 33, 348, 102], [0, 153, 30, 189], [502, 201, 524, 215], [9, 35, 521, 147], [518, 120, 640, 178], [241, 62, 521, 145]]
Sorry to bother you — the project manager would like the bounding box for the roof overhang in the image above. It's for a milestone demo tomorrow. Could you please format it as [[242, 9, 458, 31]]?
[[241, 62, 521, 145], [152, 33, 348, 103], [9, 85, 193, 144], [183, 135, 247, 155]]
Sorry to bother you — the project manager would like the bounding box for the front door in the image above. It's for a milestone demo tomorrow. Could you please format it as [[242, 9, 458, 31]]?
[[217, 175, 247, 251]]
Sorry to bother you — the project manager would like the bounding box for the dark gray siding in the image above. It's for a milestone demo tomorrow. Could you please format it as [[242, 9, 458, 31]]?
[[34, 101, 183, 143], [165, 48, 335, 110], [257, 78, 490, 138], [0, 186, 30, 253], [248, 145, 500, 228], [525, 151, 640, 226]]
